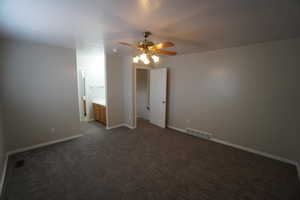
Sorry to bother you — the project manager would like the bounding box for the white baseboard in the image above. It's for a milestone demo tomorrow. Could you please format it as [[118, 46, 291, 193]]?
[[167, 125, 300, 179], [168, 125, 186, 133], [210, 138, 298, 166], [6, 134, 83, 156], [0, 155, 8, 197], [106, 123, 135, 130], [80, 118, 94, 122], [106, 124, 125, 130], [123, 123, 135, 129]]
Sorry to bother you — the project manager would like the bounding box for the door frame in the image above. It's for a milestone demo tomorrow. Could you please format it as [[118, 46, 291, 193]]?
[[133, 66, 168, 129], [104, 55, 109, 128]]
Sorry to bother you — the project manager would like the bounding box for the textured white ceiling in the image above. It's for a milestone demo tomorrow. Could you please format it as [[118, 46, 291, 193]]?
[[1, 0, 300, 54]]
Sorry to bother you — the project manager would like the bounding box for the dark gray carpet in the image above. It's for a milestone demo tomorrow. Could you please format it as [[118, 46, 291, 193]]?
[[2, 120, 300, 200]]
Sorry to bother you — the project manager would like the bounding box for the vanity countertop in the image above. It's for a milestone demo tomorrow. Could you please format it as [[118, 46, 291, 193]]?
[[93, 98, 106, 106]]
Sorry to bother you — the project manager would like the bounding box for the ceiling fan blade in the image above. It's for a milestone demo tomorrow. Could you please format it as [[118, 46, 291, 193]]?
[[154, 49, 177, 56], [149, 42, 175, 50], [118, 42, 139, 49]]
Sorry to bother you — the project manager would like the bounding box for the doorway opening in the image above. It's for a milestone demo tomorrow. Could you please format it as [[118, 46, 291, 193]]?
[[76, 46, 107, 127], [135, 68, 150, 127]]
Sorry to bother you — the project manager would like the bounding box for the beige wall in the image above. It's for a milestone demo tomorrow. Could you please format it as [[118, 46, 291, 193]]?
[[1, 39, 80, 152], [106, 54, 125, 126], [122, 56, 134, 127], [162, 38, 300, 164]]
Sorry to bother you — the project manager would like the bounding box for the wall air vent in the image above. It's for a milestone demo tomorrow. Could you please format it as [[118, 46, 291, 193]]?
[[185, 128, 212, 140], [14, 160, 25, 168]]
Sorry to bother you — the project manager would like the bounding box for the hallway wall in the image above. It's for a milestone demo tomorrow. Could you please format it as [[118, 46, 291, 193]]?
[[105, 54, 134, 128], [105, 54, 125, 127]]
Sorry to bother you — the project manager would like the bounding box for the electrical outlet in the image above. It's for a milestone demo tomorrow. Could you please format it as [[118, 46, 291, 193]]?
[[186, 119, 190, 124], [51, 128, 55, 133]]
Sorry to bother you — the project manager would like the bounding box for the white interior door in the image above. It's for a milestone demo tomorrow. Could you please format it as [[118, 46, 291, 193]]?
[[150, 68, 167, 128]]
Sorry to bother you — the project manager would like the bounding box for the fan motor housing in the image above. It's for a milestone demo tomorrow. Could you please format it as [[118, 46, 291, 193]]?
[[138, 40, 154, 48]]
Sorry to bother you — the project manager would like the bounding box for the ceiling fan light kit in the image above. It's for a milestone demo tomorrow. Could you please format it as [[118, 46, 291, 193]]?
[[133, 53, 160, 65], [119, 31, 177, 65]]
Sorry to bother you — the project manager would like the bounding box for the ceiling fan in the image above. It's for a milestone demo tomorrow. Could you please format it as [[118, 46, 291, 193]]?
[[118, 31, 177, 65]]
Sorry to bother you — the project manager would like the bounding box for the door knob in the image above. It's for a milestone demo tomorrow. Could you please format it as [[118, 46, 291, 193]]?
[[162, 101, 166, 104]]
